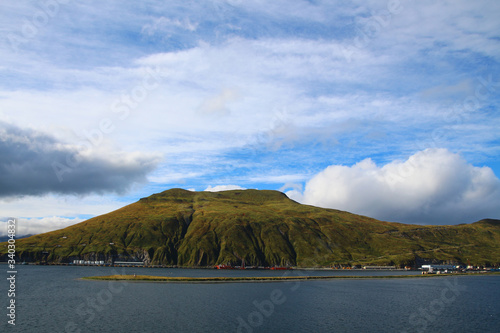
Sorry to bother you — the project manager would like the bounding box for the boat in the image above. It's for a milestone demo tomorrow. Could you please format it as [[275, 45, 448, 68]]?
[[215, 264, 234, 269]]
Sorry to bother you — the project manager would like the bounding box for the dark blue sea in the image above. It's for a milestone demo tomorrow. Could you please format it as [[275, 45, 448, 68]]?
[[1, 265, 499, 332]]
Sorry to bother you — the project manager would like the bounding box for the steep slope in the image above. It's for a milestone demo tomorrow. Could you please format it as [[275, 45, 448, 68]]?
[[1, 189, 499, 267]]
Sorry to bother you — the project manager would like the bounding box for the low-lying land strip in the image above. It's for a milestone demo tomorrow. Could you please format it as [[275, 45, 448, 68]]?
[[82, 272, 500, 283]]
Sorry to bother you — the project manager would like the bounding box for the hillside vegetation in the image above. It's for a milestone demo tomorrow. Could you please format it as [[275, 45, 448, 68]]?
[[1, 189, 499, 267]]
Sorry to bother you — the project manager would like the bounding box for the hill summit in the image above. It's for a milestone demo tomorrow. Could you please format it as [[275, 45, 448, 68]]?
[[2, 189, 499, 267]]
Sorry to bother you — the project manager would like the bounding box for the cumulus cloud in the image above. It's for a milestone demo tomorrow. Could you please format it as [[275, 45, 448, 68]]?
[[287, 149, 500, 225], [0, 122, 161, 198], [204, 184, 246, 192], [0, 216, 84, 237]]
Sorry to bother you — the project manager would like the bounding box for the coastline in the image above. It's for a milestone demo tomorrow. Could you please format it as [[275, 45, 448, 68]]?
[[81, 272, 500, 284]]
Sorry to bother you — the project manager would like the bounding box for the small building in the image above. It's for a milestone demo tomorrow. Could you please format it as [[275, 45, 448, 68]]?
[[421, 264, 456, 271]]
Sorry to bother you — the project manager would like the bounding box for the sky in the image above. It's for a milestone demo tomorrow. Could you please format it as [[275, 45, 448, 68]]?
[[1, 0, 500, 235]]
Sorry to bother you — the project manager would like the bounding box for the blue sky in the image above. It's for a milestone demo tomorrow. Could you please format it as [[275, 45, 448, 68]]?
[[1, 0, 499, 234]]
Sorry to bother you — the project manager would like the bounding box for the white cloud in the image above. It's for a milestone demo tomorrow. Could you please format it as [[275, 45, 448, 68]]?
[[0, 216, 84, 237], [1, 33, 497, 165], [279, 182, 303, 193], [290, 149, 500, 224], [0, 194, 125, 221], [204, 185, 246, 192], [199, 88, 240, 115], [142, 17, 199, 36], [0, 1, 498, 227], [250, 174, 310, 184]]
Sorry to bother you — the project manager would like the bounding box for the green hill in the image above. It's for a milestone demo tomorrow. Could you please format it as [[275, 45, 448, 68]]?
[[1, 189, 499, 267]]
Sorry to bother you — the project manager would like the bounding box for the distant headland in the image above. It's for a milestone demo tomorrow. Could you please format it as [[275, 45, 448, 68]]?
[[2, 189, 499, 268]]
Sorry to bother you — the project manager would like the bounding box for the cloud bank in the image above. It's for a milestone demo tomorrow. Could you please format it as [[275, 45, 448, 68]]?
[[0, 122, 161, 198], [287, 149, 500, 225]]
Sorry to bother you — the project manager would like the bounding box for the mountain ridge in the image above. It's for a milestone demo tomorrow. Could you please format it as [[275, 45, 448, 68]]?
[[1, 188, 499, 267]]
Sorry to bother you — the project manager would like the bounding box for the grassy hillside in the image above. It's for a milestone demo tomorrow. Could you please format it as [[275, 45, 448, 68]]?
[[1, 189, 499, 267]]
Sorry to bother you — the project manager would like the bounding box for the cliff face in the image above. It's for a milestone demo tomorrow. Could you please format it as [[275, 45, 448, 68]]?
[[2, 189, 499, 267]]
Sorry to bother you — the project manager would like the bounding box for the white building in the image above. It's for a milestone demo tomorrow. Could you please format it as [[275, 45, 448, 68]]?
[[421, 264, 456, 271]]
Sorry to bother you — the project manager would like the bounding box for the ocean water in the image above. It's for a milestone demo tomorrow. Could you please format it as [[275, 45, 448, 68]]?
[[1, 265, 499, 332]]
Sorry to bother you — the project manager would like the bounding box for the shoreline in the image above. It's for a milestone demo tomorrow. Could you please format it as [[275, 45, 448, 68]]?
[[81, 272, 500, 284]]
